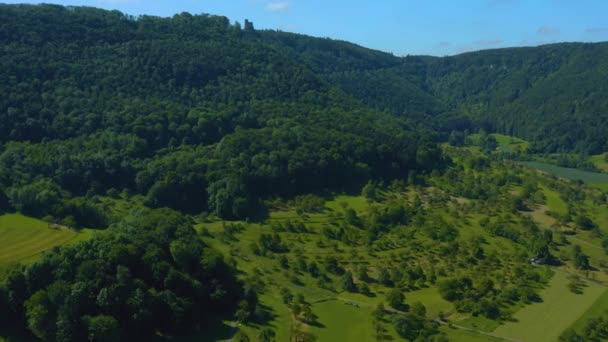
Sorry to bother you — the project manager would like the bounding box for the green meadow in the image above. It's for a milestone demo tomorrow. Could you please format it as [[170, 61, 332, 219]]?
[[569, 288, 608, 331], [493, 133, 530, 153], [590, 153, 608, 173], [0, 213, 92, 272], [468, 133, 530, 154], [493, 271, 606, 342]]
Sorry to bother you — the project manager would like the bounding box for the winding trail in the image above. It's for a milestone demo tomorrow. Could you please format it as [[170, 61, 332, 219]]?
[[567, 235, 603, 250], [434, 320, 522, 342], [330, 296, 518, 341]]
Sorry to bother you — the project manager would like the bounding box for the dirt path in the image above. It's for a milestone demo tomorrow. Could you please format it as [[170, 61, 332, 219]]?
[[435, 320, 522, 342], [567, 235, 603, 250], [332, 296, 519, 341]]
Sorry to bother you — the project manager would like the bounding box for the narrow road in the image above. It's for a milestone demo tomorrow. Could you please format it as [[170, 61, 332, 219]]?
[[332, 296, 519, 341], [567, 235, 603, 250], [435, 320, 522, 342]]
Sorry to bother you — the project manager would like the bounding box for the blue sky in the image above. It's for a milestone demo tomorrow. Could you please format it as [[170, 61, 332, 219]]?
[[4, 0, 608, 56]]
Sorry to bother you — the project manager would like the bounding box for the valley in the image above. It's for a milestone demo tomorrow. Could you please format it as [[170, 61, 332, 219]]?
[[1, 4, 608, 341]]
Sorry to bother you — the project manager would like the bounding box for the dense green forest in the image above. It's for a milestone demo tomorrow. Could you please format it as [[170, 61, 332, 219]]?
[[1, 4, 608, 341], [0, 4, 441, 224], [0, 209, 244, 341]]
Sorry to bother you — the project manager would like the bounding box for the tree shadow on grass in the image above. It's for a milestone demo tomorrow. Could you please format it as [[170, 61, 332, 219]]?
[[250, 303, 278, 326], [183, 318, 235, 342], [306, 318, 326, 328], [503, 316, 519, 323]]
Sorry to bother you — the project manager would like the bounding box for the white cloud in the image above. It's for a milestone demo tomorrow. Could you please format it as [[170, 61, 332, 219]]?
[[474, 39, 504, 46], [266, 1, 289, 11], [537, 26, 560, 35], [585, 27, 608, 34]]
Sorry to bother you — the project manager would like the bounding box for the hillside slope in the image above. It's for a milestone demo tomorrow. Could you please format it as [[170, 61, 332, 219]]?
[[0, 4, 439, 223]]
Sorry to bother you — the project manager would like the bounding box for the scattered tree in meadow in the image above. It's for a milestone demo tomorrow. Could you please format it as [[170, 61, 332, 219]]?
[[341, 271, 356, 292], [258, 328, 276, 342], [573, 245, 590, 270], [362, 181, 379, 201], [386, 289, 404, 310]]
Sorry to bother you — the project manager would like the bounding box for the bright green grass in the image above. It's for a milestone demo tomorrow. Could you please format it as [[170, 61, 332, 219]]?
[[0, 213, 93, 342], [325, 195, 369, 213], [588, 182, 608, 191], [589, 153, 608, 173], [569, 288, 608, 332], [467, 133, 529, 154], [493, 271, 606, 342], [521, 161, 608, 190], [310, 299, 378, 341], [406, 287, 453, 319], [457, 315, 502, 333], [225, 292, 294, 342], [592, 200, 608, 233], [0, 213, 92, 269], [541, 186, 568, 216], [493, 133, 530, 153]]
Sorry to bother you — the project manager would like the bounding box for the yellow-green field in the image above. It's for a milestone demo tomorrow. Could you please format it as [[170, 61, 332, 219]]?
[[590, 153, 608, 173], [542, 186, 568, 216], [310, 300, 381, 341], [569, 286, 608, 332], [492, 133, 530, 153], [467, 133, 530, 154], [0, 213, 92, 270], [493, 271, 607, 342]]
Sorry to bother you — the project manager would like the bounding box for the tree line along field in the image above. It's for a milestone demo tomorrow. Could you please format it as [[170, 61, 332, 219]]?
[[0, 214, 91, 274]]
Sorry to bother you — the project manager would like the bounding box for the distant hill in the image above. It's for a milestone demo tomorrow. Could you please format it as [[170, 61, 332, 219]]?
[[422, 43, 608, 153], [261, 32, 608, 154]]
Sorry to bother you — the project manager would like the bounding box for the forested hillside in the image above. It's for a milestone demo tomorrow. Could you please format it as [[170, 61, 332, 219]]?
[[423, 44, 608, 153], [0, 4, 440, 224], [259, 31, 608, 154]]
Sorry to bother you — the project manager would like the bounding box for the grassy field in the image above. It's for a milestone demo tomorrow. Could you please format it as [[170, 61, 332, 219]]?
[[0, 213, 92, 270], [520, 161, 608, 191], [589, 153, 608, 173], [468, 133, 530, 154], [541, 186, 568, 216], [493, 271, 606, 342], [310, 299, 379, 341], [492, 133, 530, 153], [0, 213, 94, 342], [569, 287, 608, 331]]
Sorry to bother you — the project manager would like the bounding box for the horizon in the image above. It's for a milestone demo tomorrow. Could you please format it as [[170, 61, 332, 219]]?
[[3, 0, 608, 56]]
